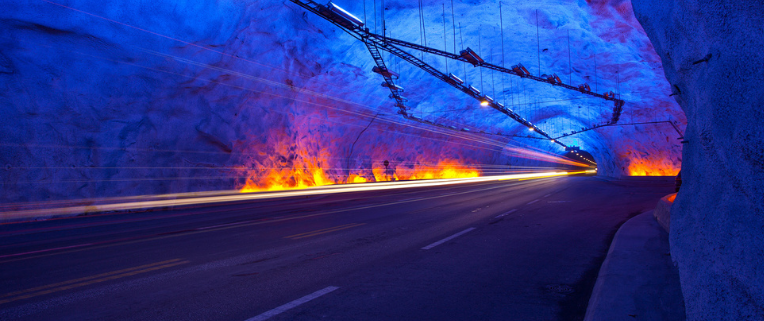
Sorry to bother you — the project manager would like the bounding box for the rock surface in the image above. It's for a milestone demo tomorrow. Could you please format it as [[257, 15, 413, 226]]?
[[0, 0, 683, 204], [633, 0, 764, 319]]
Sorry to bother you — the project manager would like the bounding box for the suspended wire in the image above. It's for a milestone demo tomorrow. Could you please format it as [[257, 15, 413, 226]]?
[[459, 23, 466, 82], [536, 9, 541, 76], [442, 4, 448, 75], [567, 29, 572, 85], [451, 0, 456, 55], [479, 31, 483, 89], [374, 0, 378, 34], [499, 1, 507, 106], [491, 48, 496, 99]]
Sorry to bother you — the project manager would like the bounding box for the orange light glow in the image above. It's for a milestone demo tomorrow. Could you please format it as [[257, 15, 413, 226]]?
[[627, 157, 680, 176], [240, 159, 336, 193], [241, 158, 480, 193], [347, 174, 368, 183], [372, 160, 480, 182]]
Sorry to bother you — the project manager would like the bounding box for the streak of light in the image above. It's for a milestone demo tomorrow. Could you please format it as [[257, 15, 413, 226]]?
[[2, 169, 555, 185], [39, 0, 321, 81], [10, 33, 551, 155], [137, 49, 581, 157], [6, 43, 515, 154], [5, 33, 587, 170], [18, 37, 564, 159], [0, 171, 583, 222], [31, 1, 600, 157], [2, 165, 570, 170]]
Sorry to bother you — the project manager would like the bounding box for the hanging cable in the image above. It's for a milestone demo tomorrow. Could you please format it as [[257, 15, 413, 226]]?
[[536, 9, 541, 76], [459, 22, 466, 82], [451, 0, 456, 54], [442, 4, 448, 75], [479, 31, 483, 89], [499, 1, 507, 106]]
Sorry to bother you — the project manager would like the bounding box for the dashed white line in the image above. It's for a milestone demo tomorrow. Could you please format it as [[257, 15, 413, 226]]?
[[422, 228, 476, 250], [527, 199, 539, 205], [246, 286, 339, 321], [495, 209, 517, 218], [543, 193, 552, 198]]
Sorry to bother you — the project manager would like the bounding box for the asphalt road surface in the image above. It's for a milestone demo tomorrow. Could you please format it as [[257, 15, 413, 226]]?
[[0, 175, 674, 320]]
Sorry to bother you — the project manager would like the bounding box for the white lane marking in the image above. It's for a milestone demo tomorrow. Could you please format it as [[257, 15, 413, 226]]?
[[495, 209, 517, 218], [543, 193, 552, 198], [422, 228, 476, 250], [527, 199, 539, 205], [246, 286, 339, 321]]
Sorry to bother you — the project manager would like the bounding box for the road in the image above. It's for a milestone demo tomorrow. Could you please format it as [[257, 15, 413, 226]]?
[[0, 175, 674, 320]]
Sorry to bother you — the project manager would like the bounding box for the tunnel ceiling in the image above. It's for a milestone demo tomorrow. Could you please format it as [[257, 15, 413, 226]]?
[[0, 0, 684, 202]]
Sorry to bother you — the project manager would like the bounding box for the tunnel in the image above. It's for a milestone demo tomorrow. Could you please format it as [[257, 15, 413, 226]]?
[[0, 0, 761, 320]]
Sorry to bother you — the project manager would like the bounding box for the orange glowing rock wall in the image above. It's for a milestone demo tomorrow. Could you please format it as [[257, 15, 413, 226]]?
[[236, 113, 486, 193], [620, 142, 682, 176], [627, 157, 680, 176]]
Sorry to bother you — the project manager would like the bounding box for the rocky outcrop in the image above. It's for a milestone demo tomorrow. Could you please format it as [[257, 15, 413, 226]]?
[[633, 0, 764, 318]]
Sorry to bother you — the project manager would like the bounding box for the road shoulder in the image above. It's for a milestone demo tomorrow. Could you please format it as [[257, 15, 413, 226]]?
[[584, 210, 686, 321]]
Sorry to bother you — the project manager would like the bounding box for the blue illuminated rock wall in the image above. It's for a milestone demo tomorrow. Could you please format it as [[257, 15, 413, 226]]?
[[634, 0, 764, 319], [0, 0, 682, 203]]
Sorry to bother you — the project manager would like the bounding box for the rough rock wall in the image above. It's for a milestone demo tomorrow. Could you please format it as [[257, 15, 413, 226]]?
[[0, 0, 682, 204], [633, 0, 764, 318]]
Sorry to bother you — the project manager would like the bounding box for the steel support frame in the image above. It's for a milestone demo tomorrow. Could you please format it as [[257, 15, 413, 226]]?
[[288, 0, 626, 147], [552, 120, 684, 140]]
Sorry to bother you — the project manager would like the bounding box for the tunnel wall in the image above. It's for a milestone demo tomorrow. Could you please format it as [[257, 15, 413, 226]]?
[[633, 1, 764, 318], [0, 0, 682, 204]]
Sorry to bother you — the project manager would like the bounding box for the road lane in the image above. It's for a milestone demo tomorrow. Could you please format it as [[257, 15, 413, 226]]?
[[0, 176, 674, 320]]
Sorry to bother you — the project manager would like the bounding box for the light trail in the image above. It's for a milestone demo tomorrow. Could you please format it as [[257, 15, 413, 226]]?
[[25, 2, 595, 171], [0, 170, 594, 223], [6, 36, 584, 167]]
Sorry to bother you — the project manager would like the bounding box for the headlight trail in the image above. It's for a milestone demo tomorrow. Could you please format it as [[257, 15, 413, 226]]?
[[0, 170, 594, 223]]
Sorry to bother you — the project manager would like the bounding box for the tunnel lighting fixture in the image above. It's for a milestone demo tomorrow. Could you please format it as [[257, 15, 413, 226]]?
[[528, 127, 534, 131], [550, 139, 555, 143], [480, 100, 489, 107]]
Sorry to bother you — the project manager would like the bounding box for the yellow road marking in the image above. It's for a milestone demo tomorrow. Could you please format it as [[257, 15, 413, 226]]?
[[1, 181, 516, 264], [518, 175, 565, 181], [0, 259, 181, 299], [285, 223, 366, 240], [285, 223, 361, 239], [0, 259, 188, 305]]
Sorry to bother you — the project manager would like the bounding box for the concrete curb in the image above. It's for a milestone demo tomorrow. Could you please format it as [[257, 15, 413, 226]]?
[[584, 211, 686, 321], [653, 193, 676, 233]]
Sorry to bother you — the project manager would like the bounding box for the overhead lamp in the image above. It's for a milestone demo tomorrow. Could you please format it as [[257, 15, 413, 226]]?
[[480, 100, 489, 107], [528, 127, 535, 131]]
